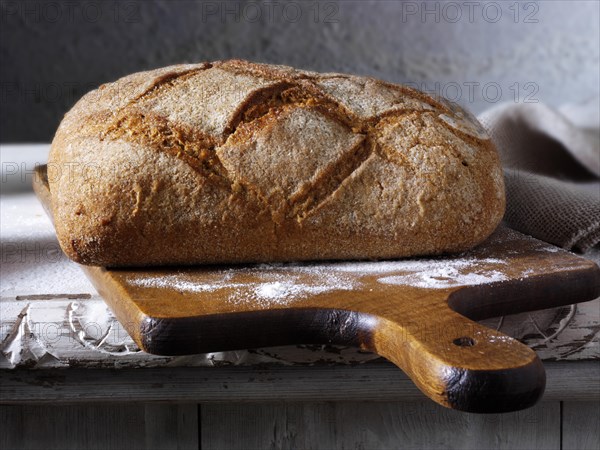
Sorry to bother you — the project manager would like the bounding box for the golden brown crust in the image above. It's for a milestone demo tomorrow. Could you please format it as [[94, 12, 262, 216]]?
[[48, 59, 505, 266]]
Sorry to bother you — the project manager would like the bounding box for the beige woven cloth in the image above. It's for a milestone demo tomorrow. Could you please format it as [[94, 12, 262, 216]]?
[[479, 100, 600, 252]]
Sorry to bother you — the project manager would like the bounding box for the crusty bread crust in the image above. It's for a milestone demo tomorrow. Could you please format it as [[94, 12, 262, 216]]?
[[48, 59, 505, 266]]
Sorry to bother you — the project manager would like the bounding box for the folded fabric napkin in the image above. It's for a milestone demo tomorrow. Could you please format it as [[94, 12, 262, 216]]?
[[478, 100, 600, 252]]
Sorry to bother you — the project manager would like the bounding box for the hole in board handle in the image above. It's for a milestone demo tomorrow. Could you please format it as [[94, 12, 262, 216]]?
[[453, 336, 476, 347]]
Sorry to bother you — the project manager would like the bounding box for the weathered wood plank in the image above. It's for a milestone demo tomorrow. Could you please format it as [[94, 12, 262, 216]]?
[[201, 402, 336, 450], [144, 403, 198, 450], [0, 404, 146, 450], [200, 401, 560, 450], [1, 362, 597, 404], [563, 401, 600, 450], [0, 403, 198, 450]]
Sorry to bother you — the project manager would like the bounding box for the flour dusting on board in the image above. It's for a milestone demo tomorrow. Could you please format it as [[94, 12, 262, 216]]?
[[128, 255, 519, 306], [371, 258, 509, 289], [129, 269, 356, 307], [132, 275, 246, 293], [314, 257, 510, 289]]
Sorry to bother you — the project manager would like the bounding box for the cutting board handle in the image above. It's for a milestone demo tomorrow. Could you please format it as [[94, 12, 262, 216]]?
[[363, 301, 545, 413], [137, 302, 545, 413]]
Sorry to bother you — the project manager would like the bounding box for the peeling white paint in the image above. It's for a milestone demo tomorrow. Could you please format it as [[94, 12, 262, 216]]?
[[0, 304, 63, 368]]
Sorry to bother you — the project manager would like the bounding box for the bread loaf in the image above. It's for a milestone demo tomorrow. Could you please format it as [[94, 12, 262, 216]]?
[[48, 59, 505, 267]]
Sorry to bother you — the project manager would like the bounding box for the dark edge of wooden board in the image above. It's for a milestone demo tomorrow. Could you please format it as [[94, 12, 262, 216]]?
[[134, 311, 547, 413]]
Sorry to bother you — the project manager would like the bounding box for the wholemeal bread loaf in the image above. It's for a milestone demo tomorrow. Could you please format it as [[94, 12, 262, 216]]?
[[48, 59, 505, 267]]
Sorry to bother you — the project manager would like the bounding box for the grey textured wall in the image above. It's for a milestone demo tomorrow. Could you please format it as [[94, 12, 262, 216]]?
[[1, 0, 598, 142]]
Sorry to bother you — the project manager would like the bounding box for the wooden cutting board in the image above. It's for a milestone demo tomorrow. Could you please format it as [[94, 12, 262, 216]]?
[[34, 165, 600, 413]]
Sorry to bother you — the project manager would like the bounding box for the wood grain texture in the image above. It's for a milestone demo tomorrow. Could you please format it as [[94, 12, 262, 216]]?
[[563, 401, 600, 450], [5, 400, 593, 450], [0, 403, 198, 450], [200, 401, 560, 450], [2, 362, 598, 404], [144, 403, 198, 450], [33, 166, 600, 412], [0, 404, 147, 450]]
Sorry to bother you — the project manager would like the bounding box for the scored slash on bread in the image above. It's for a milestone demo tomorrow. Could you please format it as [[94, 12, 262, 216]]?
[[48, 59, 504, 267]]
